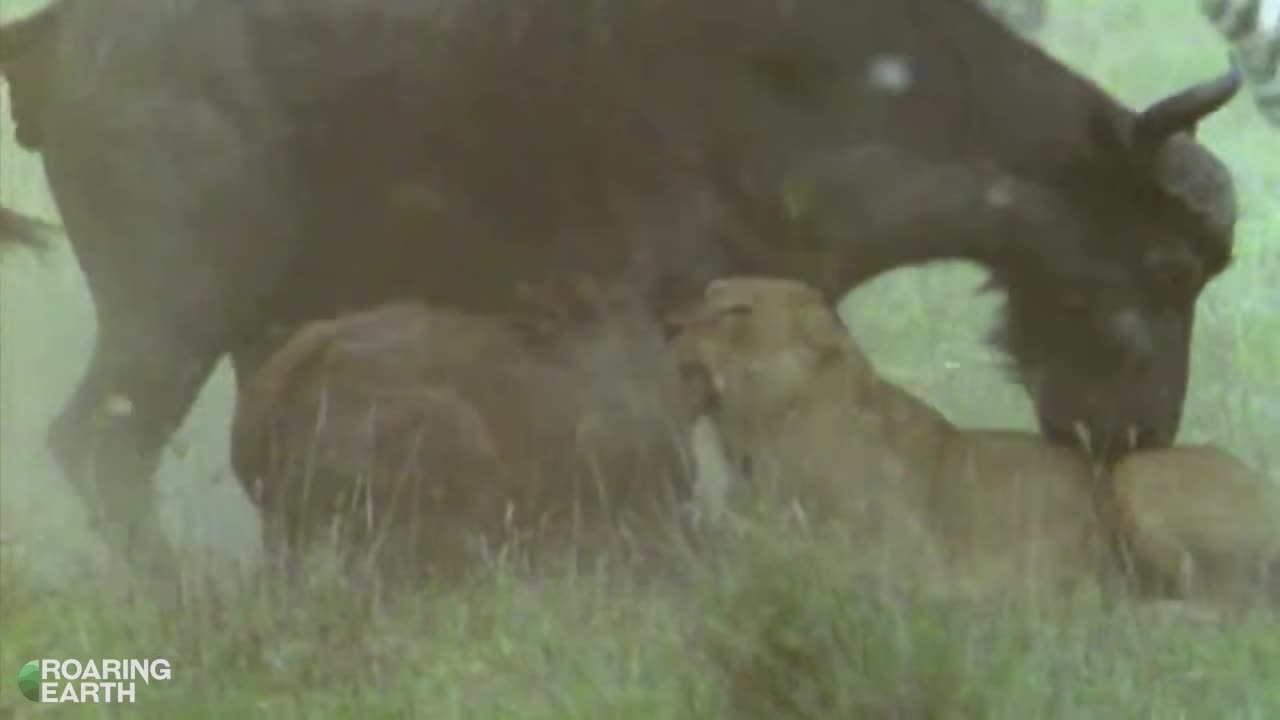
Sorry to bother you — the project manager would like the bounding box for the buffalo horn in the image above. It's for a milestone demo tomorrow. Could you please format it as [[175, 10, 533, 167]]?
[[1134, 55, 1243, 149]]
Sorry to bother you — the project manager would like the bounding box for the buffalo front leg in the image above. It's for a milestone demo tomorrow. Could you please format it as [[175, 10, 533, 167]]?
[[47, 316, 223, 585]]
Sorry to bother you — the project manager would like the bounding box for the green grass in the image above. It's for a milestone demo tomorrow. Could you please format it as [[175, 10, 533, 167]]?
[[5, 512, 1280, 719], [2, 0, 1279, 717]]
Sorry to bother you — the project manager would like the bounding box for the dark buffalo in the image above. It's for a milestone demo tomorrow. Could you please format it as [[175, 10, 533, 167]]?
[[0, 0, 1242, 579]]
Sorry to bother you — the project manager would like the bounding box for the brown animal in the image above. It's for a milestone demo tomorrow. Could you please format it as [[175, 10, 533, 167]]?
[[1108, 445, 1280, 610], [668, 276, 1111, 596], [231, 300, 695, 580], [668, 277, 950, 516], [929, 430, 1111, 598], [667, 277, 951, 582]]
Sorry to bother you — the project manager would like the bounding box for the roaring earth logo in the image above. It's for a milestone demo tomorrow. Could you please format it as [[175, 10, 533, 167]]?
[[17, 658, 171, 703]]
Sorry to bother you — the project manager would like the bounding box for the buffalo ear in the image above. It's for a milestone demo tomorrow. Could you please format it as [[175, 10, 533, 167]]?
[[1082, 106, 1172, 197], [1086, 104, 1136, 160]]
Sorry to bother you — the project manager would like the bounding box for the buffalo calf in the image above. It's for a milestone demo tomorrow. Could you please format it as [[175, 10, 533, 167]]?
[[1108, 445, 1280, 610], [232, 300, 695, 581]]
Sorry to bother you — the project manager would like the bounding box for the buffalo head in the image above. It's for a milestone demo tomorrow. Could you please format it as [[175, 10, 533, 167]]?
[[716, 59, 1242, 465], [659, 0, 1245, 463], [987, 64, 1242, 462]]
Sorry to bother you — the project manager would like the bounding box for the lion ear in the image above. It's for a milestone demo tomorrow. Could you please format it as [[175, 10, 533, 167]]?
[[796, 303, 846, 361]]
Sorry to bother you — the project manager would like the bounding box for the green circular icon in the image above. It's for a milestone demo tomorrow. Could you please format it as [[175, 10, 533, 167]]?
[[17, 660, 40, 702]]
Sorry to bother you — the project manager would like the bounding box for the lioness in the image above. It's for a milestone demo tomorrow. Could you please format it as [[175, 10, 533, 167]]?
[[668, 276, 1110, 596], [1109, 445, 1280, 609], [667, 277, 949, 515], [930, 429, 1110, 597], [666, 277, 950, 580]]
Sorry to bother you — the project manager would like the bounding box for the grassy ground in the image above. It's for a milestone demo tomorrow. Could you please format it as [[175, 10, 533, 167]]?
[[4, 514, 1280, 719], [2, 0, 1278, 717]]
